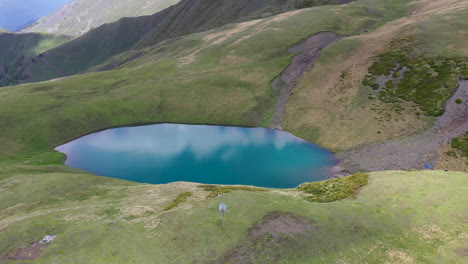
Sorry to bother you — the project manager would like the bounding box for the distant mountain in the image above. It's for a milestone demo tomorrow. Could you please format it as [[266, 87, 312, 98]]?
[[15, 19, 38, 32], [2, 0, 353, 87], [0, 0, 72, 32], [20, 0, 180, 36]]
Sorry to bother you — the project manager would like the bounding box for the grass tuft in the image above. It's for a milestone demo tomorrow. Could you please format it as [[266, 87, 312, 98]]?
[[198, 185, 266, 198], [298, 173, 369, 203], [164, 192, 193, 211], [451, 132, 468, 157]]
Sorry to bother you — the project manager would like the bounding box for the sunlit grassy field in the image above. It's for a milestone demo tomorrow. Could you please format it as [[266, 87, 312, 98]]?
[[0, 169, 466, 263]]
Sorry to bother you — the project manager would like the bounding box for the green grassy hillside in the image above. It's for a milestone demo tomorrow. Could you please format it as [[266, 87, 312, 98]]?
[[0, 32, 70, 86], [0, 169, 466, 263], [134, 0, 357, 49], [2, 0, 465, 162], [283, 2, 468, 151], [0, 0, 410, 161], [10, 0, 358, 86], [29, 16, 150, 78], [20, 0, 180, 36]]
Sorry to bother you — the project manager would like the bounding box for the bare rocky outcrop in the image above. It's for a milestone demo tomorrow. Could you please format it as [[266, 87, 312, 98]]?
[[338, 80, 468, 172], [270, 32, 340, 130]]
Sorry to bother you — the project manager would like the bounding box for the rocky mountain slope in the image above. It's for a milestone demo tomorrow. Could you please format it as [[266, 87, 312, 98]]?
[[19, 0, 180, 36], [0, 0, 71, 32]]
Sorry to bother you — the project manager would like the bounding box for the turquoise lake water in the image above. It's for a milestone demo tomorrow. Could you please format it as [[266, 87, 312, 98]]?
[[55, 124, 337, 188]]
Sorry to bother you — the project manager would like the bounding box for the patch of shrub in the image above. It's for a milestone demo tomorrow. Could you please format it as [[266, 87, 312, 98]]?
[[362, 38, 468, 116], [340, 70, 348, 80], [455, 99, 462, 104], [297, 173, 369, 203], [164, 192, 193, 211], [451, 133, 468, 157], [385, 80, 395, 89], [98, 207, 120, 217], [198, 185, 266, 198], [446, 150, 458, 158]]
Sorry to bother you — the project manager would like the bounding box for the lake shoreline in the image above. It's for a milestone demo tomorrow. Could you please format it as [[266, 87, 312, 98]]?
[[56, 124, 336, 188]]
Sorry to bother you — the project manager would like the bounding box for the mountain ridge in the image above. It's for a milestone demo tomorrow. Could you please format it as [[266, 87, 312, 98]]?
[[19, 0, 180, 36], [0, 0, 357, 87]]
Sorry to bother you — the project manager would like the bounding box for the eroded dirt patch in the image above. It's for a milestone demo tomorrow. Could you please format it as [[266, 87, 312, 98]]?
[[270, 32, 340, 129], [219, 211, 316, 264], [2, 242, 48, 260], [249, 211, 316, 239]]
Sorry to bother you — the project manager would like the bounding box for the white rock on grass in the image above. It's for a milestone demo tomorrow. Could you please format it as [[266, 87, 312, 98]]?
[[39, 235, 57, 244]]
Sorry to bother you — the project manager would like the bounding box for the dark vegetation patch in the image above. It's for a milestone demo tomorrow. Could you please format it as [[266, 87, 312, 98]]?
[[298, 173, 369, 202], [97, 207, 121, 218], [219, 211, 316, 264], [29, 85, 55, 92], [362, 38, 468, 116], [451, 132, 468, 157], [1, 242, 48, 261], [305, 0, 354, 8], [198, 185, 266, 198], [164, 191, 193, 211], [455, 246, 468, 257]]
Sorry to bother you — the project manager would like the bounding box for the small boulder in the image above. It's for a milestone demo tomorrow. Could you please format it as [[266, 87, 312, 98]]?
[[39, 235, 56, 244]]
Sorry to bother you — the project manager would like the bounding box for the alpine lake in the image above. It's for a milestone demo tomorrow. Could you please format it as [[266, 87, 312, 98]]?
[[56, 124, 337, 188]]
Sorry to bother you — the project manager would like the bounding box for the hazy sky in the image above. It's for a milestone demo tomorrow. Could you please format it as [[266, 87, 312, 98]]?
[[0, 0, 73, 31]]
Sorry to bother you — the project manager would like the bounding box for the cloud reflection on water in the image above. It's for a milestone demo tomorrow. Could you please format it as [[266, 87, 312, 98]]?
[[56, 124, 305, 161]]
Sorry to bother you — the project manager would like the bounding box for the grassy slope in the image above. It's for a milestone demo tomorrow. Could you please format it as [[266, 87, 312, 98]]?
[[0, 32, 70, 86], [21, 0, 180, 36], [0, 169, 466, 263], [30, 16, 150, 77], [283, 0, 468, 151], [0, 33, 67, 64], [19, 0, 357, 85], [0, 1, 391, 160]]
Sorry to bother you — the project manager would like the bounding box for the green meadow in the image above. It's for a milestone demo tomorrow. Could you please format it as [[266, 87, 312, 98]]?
[[0, 169, 466, 263]]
